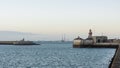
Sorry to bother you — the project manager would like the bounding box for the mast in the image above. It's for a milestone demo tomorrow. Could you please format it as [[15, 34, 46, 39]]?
[[61, 34, 65, 42]]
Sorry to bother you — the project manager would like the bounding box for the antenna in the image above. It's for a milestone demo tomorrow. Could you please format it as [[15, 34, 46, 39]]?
[[64, 34, 65, 41]]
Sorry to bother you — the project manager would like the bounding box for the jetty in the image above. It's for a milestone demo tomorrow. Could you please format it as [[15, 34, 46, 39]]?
[[0, 38, 39, 45], [73, 29, 120, 68], [110, 45, 120, 68]]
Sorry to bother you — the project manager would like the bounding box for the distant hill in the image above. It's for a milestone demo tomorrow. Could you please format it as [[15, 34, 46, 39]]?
[[0, 31, 71, 41], [0, 31, 37, 41]]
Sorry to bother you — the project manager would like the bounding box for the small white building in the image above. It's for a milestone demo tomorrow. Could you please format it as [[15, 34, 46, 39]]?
[[73, 36, 83, 48]]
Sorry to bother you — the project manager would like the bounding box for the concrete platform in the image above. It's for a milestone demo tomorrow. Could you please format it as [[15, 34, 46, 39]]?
[[110, 45, 120, 68]]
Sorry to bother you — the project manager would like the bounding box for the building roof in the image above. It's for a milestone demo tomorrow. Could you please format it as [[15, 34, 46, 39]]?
[[74, 36, 83, 40], [86, 38, 93, 40]]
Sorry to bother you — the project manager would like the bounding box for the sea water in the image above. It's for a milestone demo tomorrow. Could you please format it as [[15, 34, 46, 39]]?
[[0, 43, 116, 68]]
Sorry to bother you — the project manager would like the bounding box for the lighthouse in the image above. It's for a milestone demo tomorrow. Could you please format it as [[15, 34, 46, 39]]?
[[88, 29, 92, 39]]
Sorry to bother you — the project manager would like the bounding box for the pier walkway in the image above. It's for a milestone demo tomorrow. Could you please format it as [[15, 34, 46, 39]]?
[[110, 45, 120, 68]]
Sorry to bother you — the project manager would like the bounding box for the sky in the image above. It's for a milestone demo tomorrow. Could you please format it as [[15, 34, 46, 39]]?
[[0, 0, 120, 40]]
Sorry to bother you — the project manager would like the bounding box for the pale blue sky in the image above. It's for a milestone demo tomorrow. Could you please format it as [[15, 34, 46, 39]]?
[[0, 0, 120, 40]]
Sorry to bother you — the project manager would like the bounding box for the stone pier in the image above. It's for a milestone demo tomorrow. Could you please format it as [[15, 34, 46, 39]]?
[[110, 45, 120, 68]]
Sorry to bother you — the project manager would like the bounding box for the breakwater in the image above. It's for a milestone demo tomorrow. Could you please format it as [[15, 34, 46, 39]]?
[[74, 43, 119, 48], [0, 41, 38, 45], [0, 41, 15, 45], [110, 45, 120, 68]]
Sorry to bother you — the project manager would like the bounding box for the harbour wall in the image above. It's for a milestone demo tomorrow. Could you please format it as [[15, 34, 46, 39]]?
[[110, 45, 120, 68], [0, 41, 16, 45], [0, 41, 38, 45]]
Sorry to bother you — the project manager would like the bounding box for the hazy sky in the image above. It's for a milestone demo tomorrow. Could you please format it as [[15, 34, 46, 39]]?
[[0, 0, 120, 40]]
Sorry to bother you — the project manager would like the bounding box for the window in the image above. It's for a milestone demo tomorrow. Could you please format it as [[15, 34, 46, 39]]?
[[97, 39, 101, 43]]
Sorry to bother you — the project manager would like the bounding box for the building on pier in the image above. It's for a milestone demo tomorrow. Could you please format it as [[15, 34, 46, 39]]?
[[73, 29, 108, 48]]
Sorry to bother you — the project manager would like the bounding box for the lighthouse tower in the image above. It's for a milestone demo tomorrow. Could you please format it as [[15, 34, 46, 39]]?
[[88, 29, 92, 38]]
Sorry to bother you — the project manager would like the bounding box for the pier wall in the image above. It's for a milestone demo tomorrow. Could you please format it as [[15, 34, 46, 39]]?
[[73, 43, 119, 48], [110, 45, 120, 68], [0, 41, 37, 45], [0, 41, 15, 45]]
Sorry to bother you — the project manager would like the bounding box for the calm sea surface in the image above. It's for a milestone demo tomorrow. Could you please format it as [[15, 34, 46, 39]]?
[[0, 43, 116, 68]]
